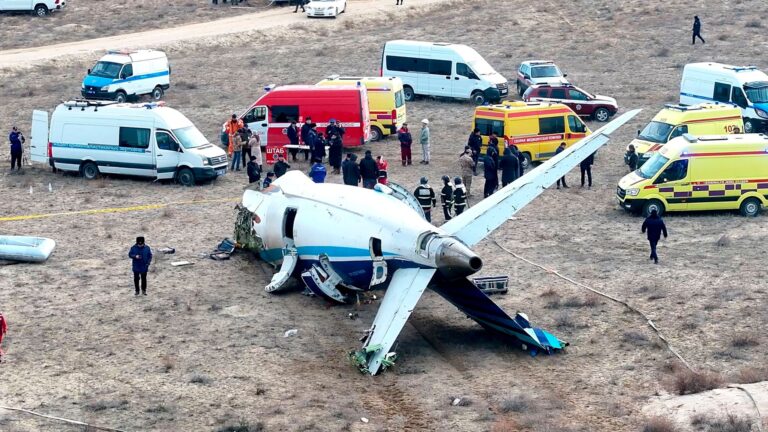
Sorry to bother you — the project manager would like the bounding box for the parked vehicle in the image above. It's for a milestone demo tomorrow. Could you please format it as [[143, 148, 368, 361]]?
[[680, 62, 768, 133], [516, 60, 568, 96], [523, 83, 618, 122], [473, 101, 590, 168], [0, 0, 65, 16], [30, 100, 227, 186], [316, 76, 406, 141], [630, 103, 743, 166], [618, 133, 768, 217], [305, 0, 346, 17], [240, 85, 370, 163], [381, 40, 508, 105], [82, 50, 170, 103]]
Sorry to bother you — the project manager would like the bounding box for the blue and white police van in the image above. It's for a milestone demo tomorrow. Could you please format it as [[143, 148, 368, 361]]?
[[81, 50, 170, 103]]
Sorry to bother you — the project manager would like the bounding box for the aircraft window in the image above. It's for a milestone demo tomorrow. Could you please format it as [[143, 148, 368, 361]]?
[[370, 238, 383, 258], [283, 208, 297, 240], [417, 232, 437, 255]]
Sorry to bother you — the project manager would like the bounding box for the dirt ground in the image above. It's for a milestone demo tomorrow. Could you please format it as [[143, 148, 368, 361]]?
[[1, 0, 768, 431]]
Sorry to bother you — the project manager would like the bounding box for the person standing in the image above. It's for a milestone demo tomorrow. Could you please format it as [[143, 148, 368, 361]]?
[[309, 158, 327, 183], [129, 237, 152, 296], [483, 148, 498, 198], [230, 132, 243, 171], [453, 177, 467, 215], [0, 312, 6, 362], [286, 120, 300, 162], [249, 133, 263, 170], [308, 124, 325, 162], [376, 155, 388, 185], [642, 209, 668, 264], [396, 0, 403, 4], [440, 175, 454, 221], [458, 149, 474, 195], [300, 117, 313, 162], [328, 133, 343, 174], [488, 132, 500, 167], [419, 119, 431, 165], [263, 171, 275, 189], [580, 152, 594, 189], [467, 128, 482, 175], [398, 123, 413, 166], [692, 16, 705, 44], [247, 155, 261, 184], [326, 119, 345, 143], [625, 144, 639, 172], [342, 153, 361, 186], [499, 147, 520, 187], [512, 145, 526, 178], [274, 154, 290, 178], [555, 143, 569, 189], [359, 150, 379, 189], [414, 177, 436, 222], [239, 126, 252, 170], [9, 126, 24, 171], [225, 114, 243, 157], [293, 0, 306, 13]]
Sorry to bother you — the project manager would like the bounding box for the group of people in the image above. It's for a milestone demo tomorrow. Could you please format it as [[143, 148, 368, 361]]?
[[341, 150, 388, 189], [396, 119, 431, 166], [413, 175, 467, 222]]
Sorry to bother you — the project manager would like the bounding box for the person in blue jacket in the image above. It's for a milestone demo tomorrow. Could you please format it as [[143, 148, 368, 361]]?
[[128, 236, 152, 296], [309, 158, 327, 183]]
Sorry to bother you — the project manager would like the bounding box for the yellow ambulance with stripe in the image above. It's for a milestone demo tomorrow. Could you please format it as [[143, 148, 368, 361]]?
[[617, 133, 768, 217], [316, 76, 406, 141], [630, 103, 743, 166], [473, 101, 591, 168]]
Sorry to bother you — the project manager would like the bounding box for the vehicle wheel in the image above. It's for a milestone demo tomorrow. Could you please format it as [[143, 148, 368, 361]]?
[[744, 119, 754, 133], [521, 152, 532, 169], [594, 107, 610, 122], [34, 4, 49, 16], [115, 91, 128, 103], [152, 86, 164, 101], [740, 197, 761, 217], [403, 86, 415, 102], [471, 91, 487, 106], [642, 199, 665, 217], [370, 126, 383, 142], [80, 161, 100, 180], [517, 84, 524, 97], [176, 168, 196, 187]]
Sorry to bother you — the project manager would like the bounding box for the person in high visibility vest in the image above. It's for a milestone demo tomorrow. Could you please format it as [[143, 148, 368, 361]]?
[[225, 114, 243, 156]]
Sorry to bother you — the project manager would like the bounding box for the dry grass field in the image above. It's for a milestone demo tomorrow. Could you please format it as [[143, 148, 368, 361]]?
[[2, 0, 768, 431]]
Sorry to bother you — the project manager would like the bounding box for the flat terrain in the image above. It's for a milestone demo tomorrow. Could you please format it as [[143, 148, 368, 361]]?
[[2, 0, 768, 431]]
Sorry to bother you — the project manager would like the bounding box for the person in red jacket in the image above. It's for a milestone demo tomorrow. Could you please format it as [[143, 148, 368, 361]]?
[[376, 155, 388, 185], [0, 313, 7, 361]]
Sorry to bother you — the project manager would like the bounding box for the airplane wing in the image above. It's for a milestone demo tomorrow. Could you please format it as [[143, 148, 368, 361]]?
[[359, 267, 436, 375], [441, 109, 641, 247]]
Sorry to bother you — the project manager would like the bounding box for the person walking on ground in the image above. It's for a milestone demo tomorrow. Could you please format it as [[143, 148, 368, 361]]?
[[342, 153, 361, 186], [287, 120, 300, 162], [440, 175, 454, 221], [239, 126, 252, 170], [129, 237, 152, 296], [396, 0, 403, 5], [263, 171, 275, 189], [274, 154, 290, 178], [230, 132, 243, 171], [9, 126, 24, 172], [414, 177, 436, 222], [692, 16, 705, 44], [483, 148, 498, 198], [512, 145, 526, 178], [359, 150, 379, 189], [293, 0, 306, 13], [467, 128, 482, 175], [499, 147, 520, 187], [458, 149, 474, 196], [453, 177, 467, 215], [0, 312, 7, 362], [225, 114, 243, 157], [247, 155, 261, 184], [309, 158, 327, 184], [250, 133, 263, 170], [642, 209, 668, 264], [419, 119, 431, 165], [555, 143, 569, 189], [328, 133, 343, 174], [580, 152, 594, 189], [376, 155, 388, 185], [625, 144, 639, 172], [398, 123, 413, 166]]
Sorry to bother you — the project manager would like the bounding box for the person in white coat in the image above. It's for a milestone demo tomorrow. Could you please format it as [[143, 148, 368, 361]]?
[[420, 119, 431, 165]]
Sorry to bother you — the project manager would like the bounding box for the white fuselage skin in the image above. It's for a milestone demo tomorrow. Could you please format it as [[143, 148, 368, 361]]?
[[243, 171, 478, 288]]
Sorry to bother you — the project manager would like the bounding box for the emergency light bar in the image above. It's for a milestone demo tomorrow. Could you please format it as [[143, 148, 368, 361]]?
[[264, 84, 276, 92]]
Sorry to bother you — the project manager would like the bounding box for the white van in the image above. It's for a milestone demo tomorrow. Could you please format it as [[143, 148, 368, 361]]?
[[81, 50, 170, 103], [680, 62, 768, 133], [0, 0, 65, 17], [381, 40, 508, 105], [30, 101, 227, 186]]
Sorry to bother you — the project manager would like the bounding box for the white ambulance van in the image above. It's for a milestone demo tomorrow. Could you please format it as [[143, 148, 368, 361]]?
[[30, 101, 227, 186], [680, 62, 768, 133], [81, 50, 170, 103], [381, 40, 508, 105]]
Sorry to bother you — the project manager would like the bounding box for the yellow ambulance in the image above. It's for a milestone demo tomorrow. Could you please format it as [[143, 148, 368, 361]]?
[[316, 76, 407, 141], [631, 103, 743, 165], [617, 133, 768, 217], [473, 101, 590, 168]]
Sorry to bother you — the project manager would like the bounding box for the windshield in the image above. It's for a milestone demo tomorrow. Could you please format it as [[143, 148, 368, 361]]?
[[90, 61, 122, 79], [638, 121, 674, 144], [173, 126, 209, 149], [638, 153, 669, 179], [468, 59, 496, 76], [531, 65, 561, 78], [745, 84, 768, 104]]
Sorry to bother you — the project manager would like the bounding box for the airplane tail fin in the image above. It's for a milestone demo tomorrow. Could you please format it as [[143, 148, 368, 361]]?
[[430, 277, 566, 354]]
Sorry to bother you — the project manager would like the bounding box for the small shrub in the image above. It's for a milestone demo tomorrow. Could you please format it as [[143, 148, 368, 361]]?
[[498, 394, 535, 413], [146, 404, 170, 413], [554, 312, 575, 329], [736, 366, 768, 384], [654, 47, 670, 58], [622, 331, 649, 346], [161, 207, 174, 218], [717, 34, 729, 41], [691, 413, 752, 432], [642, 416, 677, 432], [161, 355, 176, 373], [85, 399, 128, 412], [209, 303, 222, 312], [545, 297, 561, 309], [731, 334, 759, 348], [190, 373, 212, 385], [669, 366, 724, 395], [176, 80, 197, 90], [745, 20, 762, 28], [215, 421, 264, 432], [540, 287, 558, 297]]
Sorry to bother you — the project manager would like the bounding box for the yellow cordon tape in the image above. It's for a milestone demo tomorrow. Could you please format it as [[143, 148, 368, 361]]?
[[0, 197, 239, 222]]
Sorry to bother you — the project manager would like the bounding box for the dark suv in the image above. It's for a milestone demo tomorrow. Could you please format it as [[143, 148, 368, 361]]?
[[523, 84, 618, 122]]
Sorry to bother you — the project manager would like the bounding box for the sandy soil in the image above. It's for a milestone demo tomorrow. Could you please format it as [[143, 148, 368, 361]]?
[[2, 0, 768, 431]]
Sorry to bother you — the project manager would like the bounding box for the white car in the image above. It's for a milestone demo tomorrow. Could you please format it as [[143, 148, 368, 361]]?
[[306, 0, 346, 18], [0, 0, 66, 16]]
